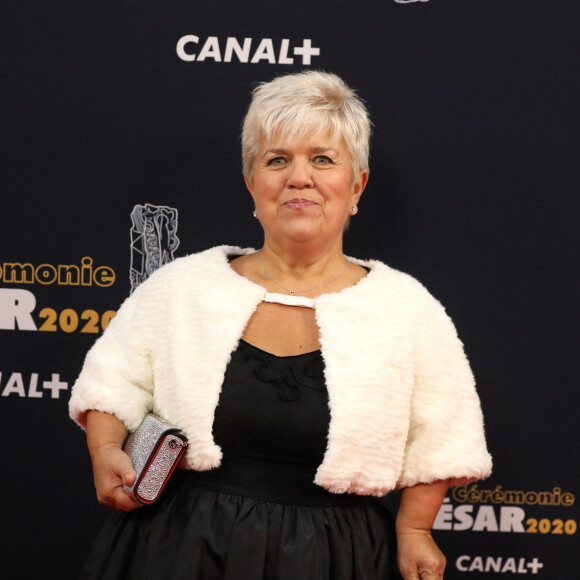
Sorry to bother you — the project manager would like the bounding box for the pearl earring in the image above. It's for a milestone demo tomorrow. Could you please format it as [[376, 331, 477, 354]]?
[[252, 210, 257, 218], [351, 206, 358, 214]]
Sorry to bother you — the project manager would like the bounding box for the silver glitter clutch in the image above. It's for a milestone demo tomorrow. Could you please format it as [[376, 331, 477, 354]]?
[[122, 413, 188, 504]]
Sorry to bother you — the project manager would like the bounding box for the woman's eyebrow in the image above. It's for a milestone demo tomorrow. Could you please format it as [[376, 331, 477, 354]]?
[[262, 148, 288, 156], [310, 147, 338, 154], [261, 146, 339, 158]]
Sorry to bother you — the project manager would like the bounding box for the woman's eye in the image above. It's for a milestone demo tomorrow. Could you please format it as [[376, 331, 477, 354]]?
[[314, 155, 332, 164], [267, 157, 286, 166]]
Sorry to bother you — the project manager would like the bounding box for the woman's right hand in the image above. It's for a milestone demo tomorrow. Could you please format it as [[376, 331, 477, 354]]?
[[90, 442, 143, 512], [86, 410, 143, 512]]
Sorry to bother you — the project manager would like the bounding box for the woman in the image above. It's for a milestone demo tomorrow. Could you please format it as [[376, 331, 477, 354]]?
[[70, 71, 492, 579]]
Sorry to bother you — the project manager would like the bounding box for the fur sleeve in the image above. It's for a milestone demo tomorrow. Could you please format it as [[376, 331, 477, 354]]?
[[68, 279, 157, 432], [396, 291, 492, 488]]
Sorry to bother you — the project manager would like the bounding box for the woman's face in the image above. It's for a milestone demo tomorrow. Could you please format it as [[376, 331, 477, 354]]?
[[245, 130, 368, 248]]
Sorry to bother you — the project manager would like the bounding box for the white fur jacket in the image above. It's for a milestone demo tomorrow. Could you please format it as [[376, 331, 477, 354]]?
[[70, 245, 492, 496]]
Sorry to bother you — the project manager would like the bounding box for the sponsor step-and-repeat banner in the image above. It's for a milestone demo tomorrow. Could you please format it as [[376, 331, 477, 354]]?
[[433, 483, 577, 575], [2, 1, 579, 577]]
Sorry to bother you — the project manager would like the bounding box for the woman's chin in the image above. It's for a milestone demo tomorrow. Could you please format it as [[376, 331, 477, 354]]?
[[274, 223, 326, 244]]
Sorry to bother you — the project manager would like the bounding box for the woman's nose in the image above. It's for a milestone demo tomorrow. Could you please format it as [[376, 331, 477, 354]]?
[[286, 159, 314, 189]]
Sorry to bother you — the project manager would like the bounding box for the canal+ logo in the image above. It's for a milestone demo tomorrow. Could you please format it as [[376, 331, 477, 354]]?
[[177, 36, 320, 65]]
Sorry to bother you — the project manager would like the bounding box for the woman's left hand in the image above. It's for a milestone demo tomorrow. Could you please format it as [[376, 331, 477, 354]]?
[[396, 532, 446, 579], [395, 480, 450, 579]]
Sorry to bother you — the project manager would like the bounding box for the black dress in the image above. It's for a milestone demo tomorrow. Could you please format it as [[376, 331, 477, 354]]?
[[79, 340, 401, 579]]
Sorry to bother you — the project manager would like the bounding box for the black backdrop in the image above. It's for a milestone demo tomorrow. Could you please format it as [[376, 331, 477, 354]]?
[[2, 1, 579, 577]]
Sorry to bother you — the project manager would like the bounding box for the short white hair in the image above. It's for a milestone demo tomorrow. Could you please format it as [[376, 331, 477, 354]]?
[[242, 71, 371, 179]]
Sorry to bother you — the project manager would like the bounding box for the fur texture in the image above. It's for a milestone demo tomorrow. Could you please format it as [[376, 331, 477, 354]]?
[[69, 246, 492, 496]]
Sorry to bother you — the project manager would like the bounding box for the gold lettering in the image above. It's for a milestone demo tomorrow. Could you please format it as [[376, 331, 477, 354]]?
[[1, 263, 35, 284], [525, 492, 539, 505], [93, 266, 116, 287], [562, 494, 575, 506], [466, 485, 481, 503], [504, 491, 525, 504], [81, 257, 93, 286], [0, 257, 116, 287], [35, 264, 57, 285], [453, 485, 575, 507], [452, 485, 468, 503], [491, 486, 505, 504], [58, 265, 80, 285]]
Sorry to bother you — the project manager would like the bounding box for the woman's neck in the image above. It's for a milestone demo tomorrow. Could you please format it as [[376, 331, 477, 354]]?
[[258, 237, 347, 282], [228, 241, 367, 299]]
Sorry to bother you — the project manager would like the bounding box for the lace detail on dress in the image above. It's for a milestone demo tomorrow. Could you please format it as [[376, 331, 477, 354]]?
[[241, 341, 325, 402]]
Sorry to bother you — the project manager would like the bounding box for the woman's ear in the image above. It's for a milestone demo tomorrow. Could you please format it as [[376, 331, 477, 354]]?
[[244, 174, 258, 212], [244, 174, 253, 194], [352, 170, 369, 206]]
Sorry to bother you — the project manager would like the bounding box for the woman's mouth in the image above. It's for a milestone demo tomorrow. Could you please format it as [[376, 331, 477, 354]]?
[[283, 198, 316, 209]]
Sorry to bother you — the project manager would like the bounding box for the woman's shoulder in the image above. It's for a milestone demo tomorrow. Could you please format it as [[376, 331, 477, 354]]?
[[136, 245, 254, 286], [159, 245, 251, 270], [337, 257, 461, 342], [124, 245, 264, 316], [341, 256, 453, 324], [349, 256, 434, 297]]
